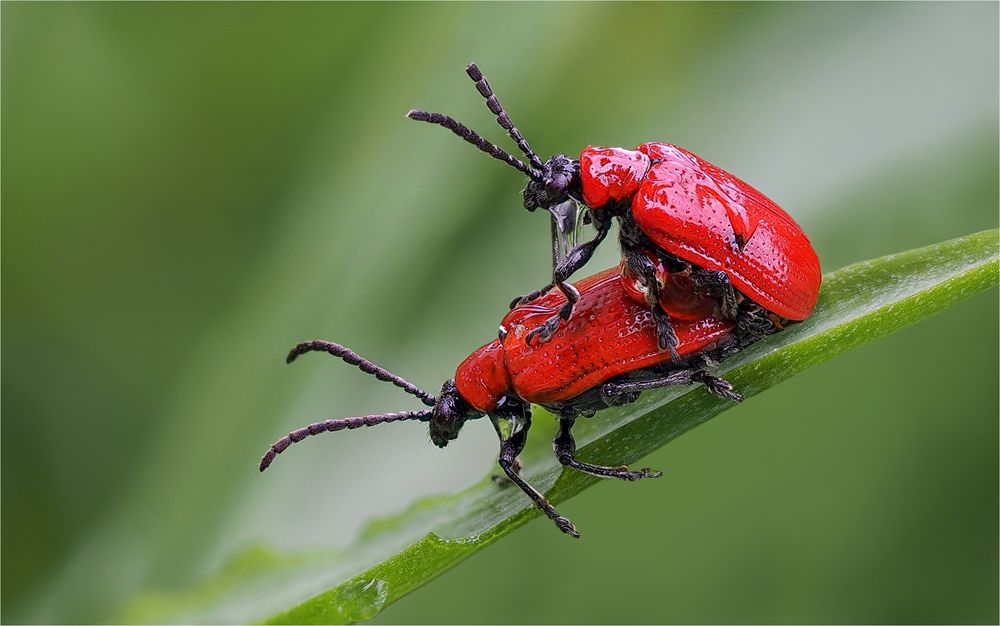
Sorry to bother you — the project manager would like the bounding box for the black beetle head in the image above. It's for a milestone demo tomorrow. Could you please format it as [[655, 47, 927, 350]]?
[[522, 154, 581, 212], [429, 379, 477, 448]]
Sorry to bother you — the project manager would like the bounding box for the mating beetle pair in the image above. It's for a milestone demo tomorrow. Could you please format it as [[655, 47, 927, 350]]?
[[260, 64, 821, 537]]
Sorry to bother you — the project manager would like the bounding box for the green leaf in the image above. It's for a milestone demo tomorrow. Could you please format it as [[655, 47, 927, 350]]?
[[119, 229, 999, 624]]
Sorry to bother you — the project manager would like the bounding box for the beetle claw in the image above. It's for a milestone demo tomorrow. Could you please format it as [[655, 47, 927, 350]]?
[[614, 465, 663, 481], [694, 372, 744, 403], [632, 467, 663, 480], [510, 284, 555, 310], [554, 515, 580, 538], [525, 315, 562, 346]]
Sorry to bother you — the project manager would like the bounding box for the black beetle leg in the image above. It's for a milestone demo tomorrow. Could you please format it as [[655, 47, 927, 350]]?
[[490, 412, 579, 538], [524, 219, 613, 345], [652, 307, 681, 360], [510, 283, 554, 309], [691, 370, 744, 402], [514, 213, 611, 314], [553, 417, 662, 481], [690, 268, 739, 320], [524, 281, 580, 345], [602, 368, 744, 404]]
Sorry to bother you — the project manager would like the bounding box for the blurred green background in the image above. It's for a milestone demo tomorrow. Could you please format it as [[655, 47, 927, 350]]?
[[2, 2, 997, 623]]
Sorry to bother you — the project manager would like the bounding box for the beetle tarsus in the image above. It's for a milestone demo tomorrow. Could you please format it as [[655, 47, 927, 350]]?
[[734, 307, 779, 346], [525, 314, 562, 345], [653, 308, 681, 360], [554, 516, 580, 538], [692, 371, 744, 402], [509, 283, 554, 309], [554, 418, 663, 482], [691, 269, 740, 320]]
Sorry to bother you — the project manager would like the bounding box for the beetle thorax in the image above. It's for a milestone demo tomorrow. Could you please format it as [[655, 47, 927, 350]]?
[[579, 146, 650, 210]]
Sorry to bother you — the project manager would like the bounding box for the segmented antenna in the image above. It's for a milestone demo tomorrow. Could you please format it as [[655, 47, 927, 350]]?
[[407, 110, 542, 181], [259, 409, 433, 471], [287, 340, 436, 407], [465, 63, 543, 171]]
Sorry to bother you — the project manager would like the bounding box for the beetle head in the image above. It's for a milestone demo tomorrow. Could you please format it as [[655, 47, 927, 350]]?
[[429, 379, 478, 448], [522, 154, 581, 212]]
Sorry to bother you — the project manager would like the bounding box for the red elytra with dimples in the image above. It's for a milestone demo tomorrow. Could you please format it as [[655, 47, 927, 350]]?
[[455, 267, 734, 411], [261, 267, 743, 538], [581, 143, 821, 321], [408, 63, 821, 351]]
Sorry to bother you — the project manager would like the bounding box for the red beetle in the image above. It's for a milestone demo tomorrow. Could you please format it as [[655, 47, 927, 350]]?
[[409, 64, 821, 353], [261, 268, 745, 537]]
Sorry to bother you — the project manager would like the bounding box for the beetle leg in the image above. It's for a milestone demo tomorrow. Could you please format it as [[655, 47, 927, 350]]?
[[620, 239, 683, 358], [509, 283, 554, 309], [511, 216, 612, 313], [601, 369, 694, 405], [602, 368, 744, 403], [490, 413, 579, 538], [552, 216, 614, 286], [690, 370, 744, 402], [524, 281, 582, 345], [523, 220, 614, 345], [553, 417, 662, 481], [524, 314, 562, 346], [512, 274, 581, 320], [735, 306, 778, 342], [652, 307, 681, 360], [690, 268, 739, 320], [491, 456, 523, 486], [524, 282, 579, 345]]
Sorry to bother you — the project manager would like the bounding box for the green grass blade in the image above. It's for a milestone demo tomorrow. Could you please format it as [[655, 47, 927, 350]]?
[[122, 230, 999, 624]]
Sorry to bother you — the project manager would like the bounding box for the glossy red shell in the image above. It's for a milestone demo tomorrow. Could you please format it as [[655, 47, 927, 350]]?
[[453, 341, 511, 414], [580, 147, 650, 209], [579, 142, 822, 320], [455, 268, 734, 412]]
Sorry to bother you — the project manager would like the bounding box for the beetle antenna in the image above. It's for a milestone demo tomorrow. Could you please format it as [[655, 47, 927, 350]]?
[[464, 63, 544, 171], [260, 409, 433, 471], [287, 340, 436, 407], [407, 110, 543, 182]]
